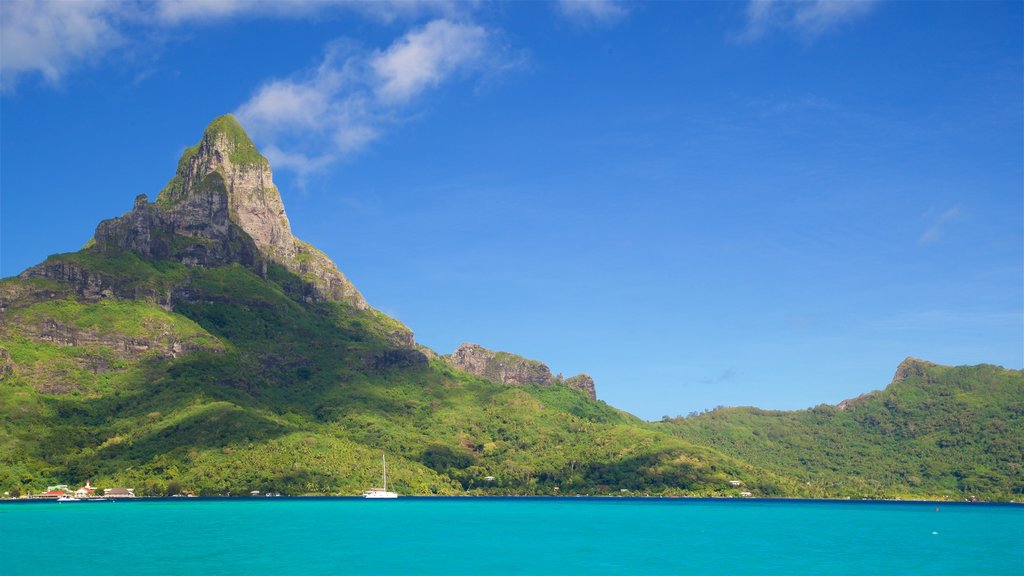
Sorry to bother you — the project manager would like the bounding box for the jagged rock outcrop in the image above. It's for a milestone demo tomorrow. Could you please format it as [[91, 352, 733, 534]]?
[[51, 115, 367, 309], [446, 343, 554, 386], [837, 357, 938, 411], [563, 373, 597, 399], [0, 308, 223, 394], [443, 343, 597, 399], [891, 357, 936, 384], [19, 257, 184, 310], [10, 318, 220, 360], [93, 189, 261, 269]]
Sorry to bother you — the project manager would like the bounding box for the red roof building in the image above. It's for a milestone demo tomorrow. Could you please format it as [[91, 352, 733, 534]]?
[[39, 490, 68, 498]]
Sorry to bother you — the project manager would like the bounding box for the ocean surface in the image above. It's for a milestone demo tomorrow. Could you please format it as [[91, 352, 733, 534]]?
[[1, 498, 1021, 575]]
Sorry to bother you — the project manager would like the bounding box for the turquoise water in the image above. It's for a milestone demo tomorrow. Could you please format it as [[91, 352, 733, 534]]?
[[1, 498, 1021, 575]]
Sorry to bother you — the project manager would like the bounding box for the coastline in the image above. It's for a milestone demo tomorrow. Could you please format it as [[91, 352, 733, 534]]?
[[3, 495, 1020, 505]]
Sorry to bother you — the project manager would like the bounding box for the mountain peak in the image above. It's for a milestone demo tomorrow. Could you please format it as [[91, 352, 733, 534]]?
[[892, 357, 936, 384], [81, 115, 369, 309], [200, 114, 265, 167]]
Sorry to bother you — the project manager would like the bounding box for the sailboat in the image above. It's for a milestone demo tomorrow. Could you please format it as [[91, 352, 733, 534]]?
[[362, 453, 398, 499]]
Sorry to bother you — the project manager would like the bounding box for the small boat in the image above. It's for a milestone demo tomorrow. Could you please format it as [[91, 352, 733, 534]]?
[[362, 453, 398, 499], [57, 495, 80, 502]]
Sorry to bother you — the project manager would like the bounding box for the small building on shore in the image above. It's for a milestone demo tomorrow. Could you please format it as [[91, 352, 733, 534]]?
[[35, 489, 69, 499], [104, 487, 135, 498], [75, 481, 97, 498]]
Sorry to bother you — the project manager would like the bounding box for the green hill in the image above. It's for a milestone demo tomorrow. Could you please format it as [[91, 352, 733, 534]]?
[[1, 116, 1018, 501], [660, 359, 1024, 500], [0, 116, 800, 498]]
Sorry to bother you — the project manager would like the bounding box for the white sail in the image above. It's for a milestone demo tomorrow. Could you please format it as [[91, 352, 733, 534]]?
[[363, 453, 398, 498]]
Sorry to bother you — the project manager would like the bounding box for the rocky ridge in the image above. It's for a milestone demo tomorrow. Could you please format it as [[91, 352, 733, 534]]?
[[8, 115, 600, 400], [443, 343, 597, 399], [891, 357, 936, 384], [836, 357, 937, 411], [3, 318, 219, 359]]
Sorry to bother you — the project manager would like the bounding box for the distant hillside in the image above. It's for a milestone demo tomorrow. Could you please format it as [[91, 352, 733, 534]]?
[[0, 115, 802, 498], [660, 359, 1024, 500]]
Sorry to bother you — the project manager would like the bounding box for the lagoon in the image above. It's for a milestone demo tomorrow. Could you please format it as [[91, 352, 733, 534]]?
[[2, 498, 1021, 575]]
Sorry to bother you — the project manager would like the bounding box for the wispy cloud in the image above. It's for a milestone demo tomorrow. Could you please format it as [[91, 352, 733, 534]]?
[[0, 0, 466, 90], [2, 1, 515, 173], [918, 206, 961, 245], [154, 0, 263, 24], [557, 0, 628, 27], [154, 0, 464, 25], [372, 20, 488, 103], [235, 20, 499, 177], [0, 0, 125, 89], [738, 0, 877, 42]]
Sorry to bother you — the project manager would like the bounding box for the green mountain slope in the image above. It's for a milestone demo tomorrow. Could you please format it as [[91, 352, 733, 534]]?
[[1, 116, 1018, 501], [660, 359, 1024, 500], [0, 116, 804, 498]]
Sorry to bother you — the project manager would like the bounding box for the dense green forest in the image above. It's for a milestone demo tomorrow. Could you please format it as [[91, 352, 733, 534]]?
[[0, 258, 801, 498], [1, 116, 1019, 501], [660, 360, 1024, 501]]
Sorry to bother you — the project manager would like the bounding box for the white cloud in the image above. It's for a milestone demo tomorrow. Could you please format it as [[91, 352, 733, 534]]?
[[0, 0, 125, 89], [236, 80, 331, 132], [739, 0, 876, 41], [372, 20, 487, 103], [235, 20, 496, 177], [557, 0, 628, 26], [0, 0, 468, 90], [918, 207, 961, 245], [790, 1, 875, 35], [261, 145, 336, 176], [3, 2, 505, 173], [154, 0, 467, 25], [155, 0, 257, 24]]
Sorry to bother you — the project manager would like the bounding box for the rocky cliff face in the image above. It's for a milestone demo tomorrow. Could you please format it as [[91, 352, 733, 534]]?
[[837, 357, 938, 411], [17, 253, 187, 310], [443, 343, 597, 399], [891, 357, 936, 384], [563, 373, 597, 399], [0, 297, 223, 393], [6, 317, 220, 361], [8, 115, 609, 402], [154, 115, 295, 262], [446, 343, 554, 386], [43, 115, 368, 310], [92, 190, 261, 269]]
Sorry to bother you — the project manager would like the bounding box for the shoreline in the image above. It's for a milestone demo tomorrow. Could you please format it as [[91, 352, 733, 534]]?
[[2, 495, 1020, 506]]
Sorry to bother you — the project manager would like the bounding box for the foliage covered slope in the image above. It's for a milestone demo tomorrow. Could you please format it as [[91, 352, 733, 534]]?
[[660, 359, 1024, 500], [0, 254, 799, 497], [1, 116, 1018, 501]]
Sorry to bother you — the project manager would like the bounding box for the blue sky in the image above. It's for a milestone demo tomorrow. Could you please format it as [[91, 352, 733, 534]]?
[[1, 1, 1021, 419]]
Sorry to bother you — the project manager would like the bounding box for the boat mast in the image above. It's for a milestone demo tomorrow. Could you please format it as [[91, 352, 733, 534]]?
[[382, 453, 387, 492]]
